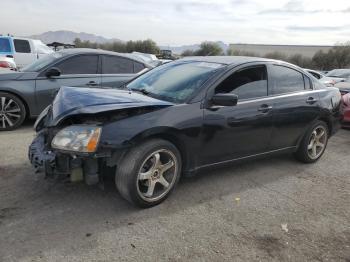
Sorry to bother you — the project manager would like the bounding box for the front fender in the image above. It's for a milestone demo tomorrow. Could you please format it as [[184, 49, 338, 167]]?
[[100, 121, 184, 149], [98, 103, 203, 172]]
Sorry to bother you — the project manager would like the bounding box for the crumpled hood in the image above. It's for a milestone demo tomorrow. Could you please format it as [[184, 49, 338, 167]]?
[[50, 86, 173, 125]]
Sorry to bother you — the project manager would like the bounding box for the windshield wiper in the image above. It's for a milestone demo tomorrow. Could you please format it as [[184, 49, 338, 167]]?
[[128, 88, 150, 95]]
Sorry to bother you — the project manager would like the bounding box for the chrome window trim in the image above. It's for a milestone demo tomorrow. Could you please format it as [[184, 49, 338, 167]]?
[[237, 89, 321, 105]]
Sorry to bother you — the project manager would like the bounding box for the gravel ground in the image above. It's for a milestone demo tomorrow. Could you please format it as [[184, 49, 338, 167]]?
[[0, 121, 349, 262]]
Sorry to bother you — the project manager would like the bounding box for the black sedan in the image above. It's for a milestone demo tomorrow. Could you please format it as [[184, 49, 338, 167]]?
[[29, 56, 342, 207], [0, 48, 152, 131]]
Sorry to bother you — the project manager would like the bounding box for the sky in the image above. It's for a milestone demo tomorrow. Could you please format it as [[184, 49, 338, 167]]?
[[1, 0, 350, 46]]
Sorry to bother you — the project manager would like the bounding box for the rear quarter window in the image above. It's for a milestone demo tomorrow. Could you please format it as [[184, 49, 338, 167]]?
[[0, 38, 12, 53]]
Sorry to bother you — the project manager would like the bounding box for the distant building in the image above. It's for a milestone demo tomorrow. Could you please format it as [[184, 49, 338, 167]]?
[[229, 44, 333, 58]]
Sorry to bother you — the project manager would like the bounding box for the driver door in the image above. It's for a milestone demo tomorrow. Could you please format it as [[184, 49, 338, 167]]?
[[200, 64, 273, 165], [34, 54, 101, 115]]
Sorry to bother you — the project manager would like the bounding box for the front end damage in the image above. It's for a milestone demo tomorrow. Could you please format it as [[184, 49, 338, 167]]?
[[28, 127, 110, 185], [28, 86, 173, 185]]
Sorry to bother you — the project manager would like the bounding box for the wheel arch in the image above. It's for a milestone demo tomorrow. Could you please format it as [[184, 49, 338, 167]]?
[[318, 116, 332, 134], [295, 117, 331, 150], [129, 127, 191, 173]]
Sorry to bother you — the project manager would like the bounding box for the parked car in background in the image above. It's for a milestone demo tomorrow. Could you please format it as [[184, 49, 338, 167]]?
[[325, 69, 350, 84], [304, 69, 335, 87], [29, 56, 341, 207], [0, 35, 53, 69], [0, 48, 152, 130], [131, 52, 162, 67], [0, 56, 17, 72], [335, 80, 350, 96], [341, 93, 350, 128]]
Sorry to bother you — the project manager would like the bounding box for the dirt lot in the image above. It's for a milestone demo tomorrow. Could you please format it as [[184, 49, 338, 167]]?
[[0, 121, 349, 262]]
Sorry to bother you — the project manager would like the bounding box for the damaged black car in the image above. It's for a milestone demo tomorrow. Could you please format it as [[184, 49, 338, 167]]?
[[29, 57, 342, 207]]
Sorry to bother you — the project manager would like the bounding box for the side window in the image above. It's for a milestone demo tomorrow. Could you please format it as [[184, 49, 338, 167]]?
[[56, 55, 98, 75], [271, 65, 305, 94], [102, 55, 134, 74], [215, 66, 268, 100], [0, 38, 11, 53], [14, 39, 31, 53], [134, 62, 145, 73]]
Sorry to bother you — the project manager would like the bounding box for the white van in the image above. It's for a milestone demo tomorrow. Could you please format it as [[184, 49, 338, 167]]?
[[0, 36, 53, 69]]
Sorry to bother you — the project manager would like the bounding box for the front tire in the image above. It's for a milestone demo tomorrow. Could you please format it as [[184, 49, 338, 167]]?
[[0, 92, 26, 131], [115, 139, 182, 208], [294, 121, 329, 163]]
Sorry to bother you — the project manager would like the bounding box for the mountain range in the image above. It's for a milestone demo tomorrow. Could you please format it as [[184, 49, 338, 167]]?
[[28, 30, 229, 54], [29, 30, 121, 45]]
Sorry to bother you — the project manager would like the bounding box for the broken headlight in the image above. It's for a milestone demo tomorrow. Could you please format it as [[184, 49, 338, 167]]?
[[51, 125, 101, 153]]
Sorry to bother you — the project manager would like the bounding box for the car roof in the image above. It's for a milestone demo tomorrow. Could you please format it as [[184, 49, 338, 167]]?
[[179, 56, 280, 66], [58, 48, 153, 67], [304, 69, 325, 75]]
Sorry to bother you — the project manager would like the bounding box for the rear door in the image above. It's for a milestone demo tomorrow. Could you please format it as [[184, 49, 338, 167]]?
[[35, 54, 101, 114], [101, 55, 145, 88], [268, 64, 320, 150]]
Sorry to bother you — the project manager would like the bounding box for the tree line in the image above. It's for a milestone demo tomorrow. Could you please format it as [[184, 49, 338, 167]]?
[[73, 37, 350, 70], [182, 42, 350, 70]]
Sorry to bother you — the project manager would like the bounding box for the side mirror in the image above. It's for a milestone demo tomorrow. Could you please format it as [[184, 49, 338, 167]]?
[[45, 67, 61, 78], [211, 93, 238, 107]]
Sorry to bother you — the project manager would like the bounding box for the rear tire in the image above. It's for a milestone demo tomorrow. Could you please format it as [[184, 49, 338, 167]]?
[[0, 92, 26, 131], [294, 121, 329, 163], [115, 139, 182, 208]]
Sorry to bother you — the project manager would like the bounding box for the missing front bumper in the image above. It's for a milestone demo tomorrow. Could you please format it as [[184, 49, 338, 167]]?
[[28, 132, 56, 174], [28, 132, 99, 184]]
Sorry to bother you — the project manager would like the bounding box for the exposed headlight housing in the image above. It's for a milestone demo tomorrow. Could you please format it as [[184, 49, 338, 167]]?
[[51, 125, 101, 153]]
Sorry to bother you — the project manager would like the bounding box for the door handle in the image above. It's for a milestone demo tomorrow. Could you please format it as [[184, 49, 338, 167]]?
[[86, 81, 98, 87], [258, 104, 273, 113], [306, 97, 318, 104]]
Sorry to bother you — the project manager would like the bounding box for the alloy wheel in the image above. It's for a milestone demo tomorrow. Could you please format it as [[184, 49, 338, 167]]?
[[307, 126, 327, 159], [136, 149, 178, 202], [0, 96, 22, 129]]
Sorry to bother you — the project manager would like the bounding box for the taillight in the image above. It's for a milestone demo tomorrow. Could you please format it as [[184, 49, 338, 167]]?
[[0, 61, 11, 68], [342, 94, 350, 106]]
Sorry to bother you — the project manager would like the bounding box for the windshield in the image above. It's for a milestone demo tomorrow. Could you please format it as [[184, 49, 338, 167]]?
[[326, 69, 350, 78], [21, 52, 63, 72], [0, 38, 12, 53], [127, 61, 224, 103]]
